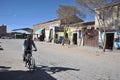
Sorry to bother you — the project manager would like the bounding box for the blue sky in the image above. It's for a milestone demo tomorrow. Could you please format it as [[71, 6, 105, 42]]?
[[0, 0, 94, 32]]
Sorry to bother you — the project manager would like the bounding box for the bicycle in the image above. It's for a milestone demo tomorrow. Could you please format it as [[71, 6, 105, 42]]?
[[24, 50, 36, 71]]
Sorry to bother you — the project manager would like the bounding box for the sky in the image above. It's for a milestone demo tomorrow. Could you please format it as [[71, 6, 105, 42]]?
[[0, 0, 94, 32]]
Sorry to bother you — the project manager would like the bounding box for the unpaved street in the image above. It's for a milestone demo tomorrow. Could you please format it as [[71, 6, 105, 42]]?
[[0, 39, 120, 80]]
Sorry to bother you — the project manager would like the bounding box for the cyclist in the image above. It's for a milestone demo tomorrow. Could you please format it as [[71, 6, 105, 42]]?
[[23, 35, 37, 61]]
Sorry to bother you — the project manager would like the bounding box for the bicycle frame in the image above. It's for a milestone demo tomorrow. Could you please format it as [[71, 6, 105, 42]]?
[[25, 50, 35, 70]]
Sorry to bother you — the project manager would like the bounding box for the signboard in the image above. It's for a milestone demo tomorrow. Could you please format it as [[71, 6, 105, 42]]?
[[55, 27, 64, 32], [87, 26, 92, 29]]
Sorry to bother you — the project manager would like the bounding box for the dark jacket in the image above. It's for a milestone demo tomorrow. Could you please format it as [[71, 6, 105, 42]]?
[[23, 39, 37, 50]]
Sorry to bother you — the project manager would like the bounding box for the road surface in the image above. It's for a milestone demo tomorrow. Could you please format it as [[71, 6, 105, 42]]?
[[0, 39, 120, 80]]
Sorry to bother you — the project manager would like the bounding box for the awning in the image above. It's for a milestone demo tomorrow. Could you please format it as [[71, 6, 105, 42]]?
[[12, 28, 33, 34], [35, 28, 45, 34]]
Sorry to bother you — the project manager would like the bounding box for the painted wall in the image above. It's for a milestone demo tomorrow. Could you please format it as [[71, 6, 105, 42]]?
[[114, 30, 120, 49], [98, 30, 120, 49]]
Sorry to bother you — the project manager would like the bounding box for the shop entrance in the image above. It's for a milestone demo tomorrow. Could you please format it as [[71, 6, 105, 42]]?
[[106, 33, 114, 50], [73, 33, 77, 45]]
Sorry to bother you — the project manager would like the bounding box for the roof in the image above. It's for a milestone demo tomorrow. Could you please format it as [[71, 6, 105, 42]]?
[[96, 1, 120, 10], [34, 19, 59, 26], [70, 21, 95, 27], [34, 15, 83, 26], [35, 28, 45, 34], [12, 28, 33, 33]]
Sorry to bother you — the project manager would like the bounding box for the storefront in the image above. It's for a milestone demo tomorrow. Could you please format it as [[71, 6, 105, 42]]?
[[98, 30, 120, 50], [34, 28, 45, 41]]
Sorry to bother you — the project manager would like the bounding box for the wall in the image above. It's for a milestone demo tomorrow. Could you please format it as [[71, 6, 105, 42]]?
[[33, 19, 61, 41], [33, 19, 61, 32], [83, 28, 98, 47], [95, 2, 120, 29]]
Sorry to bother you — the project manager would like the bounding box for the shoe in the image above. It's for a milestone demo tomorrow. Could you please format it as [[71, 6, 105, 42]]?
[[23, 58, 25, 62]]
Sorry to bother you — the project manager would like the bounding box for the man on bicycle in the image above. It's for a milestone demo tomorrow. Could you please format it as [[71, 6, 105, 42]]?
[[23, 35, 37, 61]]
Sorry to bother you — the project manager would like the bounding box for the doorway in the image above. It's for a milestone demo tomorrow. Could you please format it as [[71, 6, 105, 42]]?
[[106, 33, 114, 50], [49, 29, 53, 42], [73, 33, 77, 45]]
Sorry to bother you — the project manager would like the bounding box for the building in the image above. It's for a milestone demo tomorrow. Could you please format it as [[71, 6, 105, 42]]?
[[33, 16, 83, 42], [95, 1, 120, 49], [33, 19, 61, 42], [0, 24, 7, 37], [33, 16, 98, 47], [69, 21, 97, 47]]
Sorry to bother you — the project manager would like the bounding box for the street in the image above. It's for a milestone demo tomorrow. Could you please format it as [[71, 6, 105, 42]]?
[[0, 39, 120, 80]]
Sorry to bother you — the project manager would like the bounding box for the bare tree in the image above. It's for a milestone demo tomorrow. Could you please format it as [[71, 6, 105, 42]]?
[[56, 5, 84, 45], [75, 0, 120, 52], [56, 5, 83, 30]]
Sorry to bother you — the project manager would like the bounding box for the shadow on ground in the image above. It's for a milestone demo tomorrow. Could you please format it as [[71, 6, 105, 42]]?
[[0, 66, 56, 80], [0, 65, 80, 80], [38, 65, 80, 74], [0, 47, 4, 50]]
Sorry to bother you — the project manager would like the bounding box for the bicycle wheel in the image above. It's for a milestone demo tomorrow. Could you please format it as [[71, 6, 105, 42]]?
[[30, 57, 36, 70], [25, 54, 30, 67], [26, 54, 32, 69]]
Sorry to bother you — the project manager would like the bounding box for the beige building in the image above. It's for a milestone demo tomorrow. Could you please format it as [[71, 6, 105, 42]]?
[[33, 19, 61, 42], [33, 16, 83, 42], [95, 1, 120, 29], [69, 21, 96, 47], [95, 1, 120, 49]]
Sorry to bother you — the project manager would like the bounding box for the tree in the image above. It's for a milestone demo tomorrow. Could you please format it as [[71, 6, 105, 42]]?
[[56, 5, 83, 31], [75, 0, 120, 52], [56, 5, 84, 45], [76, 0, 119, 15]]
